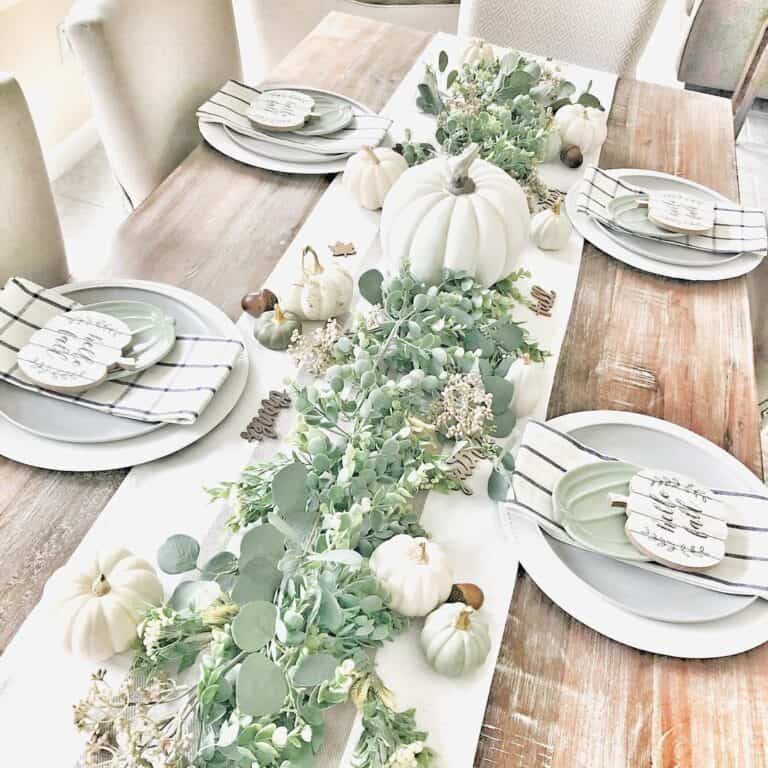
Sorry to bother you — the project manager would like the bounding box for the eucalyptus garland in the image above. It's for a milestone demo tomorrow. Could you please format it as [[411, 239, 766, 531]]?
[[402, 47, 604, 198], [73, 267, 546, 768]]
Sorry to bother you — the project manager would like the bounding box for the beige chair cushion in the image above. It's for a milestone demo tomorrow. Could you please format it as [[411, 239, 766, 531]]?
[[0, 73, 68, 288], [65, 0, 241, 206], [457, 0, 665, 75]]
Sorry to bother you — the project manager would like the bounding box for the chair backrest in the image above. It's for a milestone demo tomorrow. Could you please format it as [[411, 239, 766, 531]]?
[[0, 73, 68, 289], [457, 0, 664, 75], [65, 0, 241, 207]]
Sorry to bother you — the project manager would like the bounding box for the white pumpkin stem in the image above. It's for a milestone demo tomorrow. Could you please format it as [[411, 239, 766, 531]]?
[[454, 607, 474, 631], [91, 573, 111, 597], [273, 304, 286, 324], [552, 199, 562, 216], [301, 245, 324, 276], [416, 540, 429, 564], [447, 143, 480, 195], [362, 146, 380, 165]]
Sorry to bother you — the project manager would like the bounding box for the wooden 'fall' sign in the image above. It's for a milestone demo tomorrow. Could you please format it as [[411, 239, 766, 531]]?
[[16, 310, 135, 394]]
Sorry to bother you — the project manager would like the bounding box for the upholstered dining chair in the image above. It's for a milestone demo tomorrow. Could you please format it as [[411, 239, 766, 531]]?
[[65, 0, 242, 207], [0, 73, 69, 288], [457, 0, 665, 76]]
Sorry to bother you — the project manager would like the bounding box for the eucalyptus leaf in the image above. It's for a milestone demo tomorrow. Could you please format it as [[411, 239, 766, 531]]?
[[358, 269, 384, 305], [157, 534, 200, 574], [501, 451, 516, 471], [236, 653, 287, 717], [493, 322, 524, 352], [231, 601, 277, 652], [482, 375, 515, 415], [318, 586, 344, 632], [499, 51, 521, 74], [492, 410, 517, 438], [446, 69, 458, 89], [272, 463, 316, 539], [497, 70, 534, 101], [309, 549, 363, 567], [240, 524, 285, 566], [488, 469, 512, 502], [232, 557, 282, 605], [170, 580, 223, 611], [292, 652, 339, 687], [438, 50, 448, 73], [577, 91, 603, 110], [201, 551, 238, 581], [464, 329, 495, 358]]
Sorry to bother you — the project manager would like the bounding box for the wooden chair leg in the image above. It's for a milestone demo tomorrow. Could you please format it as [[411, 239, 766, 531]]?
[[733, 19, 768, 138]]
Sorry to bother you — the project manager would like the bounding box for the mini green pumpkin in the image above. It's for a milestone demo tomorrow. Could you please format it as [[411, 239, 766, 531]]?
[[253, 304, 301, 350]]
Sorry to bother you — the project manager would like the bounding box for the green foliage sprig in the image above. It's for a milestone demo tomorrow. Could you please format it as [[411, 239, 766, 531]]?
[[74, 267, 547, 768]]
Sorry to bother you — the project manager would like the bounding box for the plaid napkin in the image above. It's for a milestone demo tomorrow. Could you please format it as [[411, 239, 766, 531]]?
[[197, 80, 392, 156], [504, 419, 768, 598], [0, 277, 243, 425], [578, 166, 768, 254]]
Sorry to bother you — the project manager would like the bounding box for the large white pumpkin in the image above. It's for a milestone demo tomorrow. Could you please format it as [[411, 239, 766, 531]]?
[[380, 144, 530, 287], [281, 246, 354, 321], [46, 548, 163, 661], [343, 146, 408, 210], [554, 104, 608, 153]]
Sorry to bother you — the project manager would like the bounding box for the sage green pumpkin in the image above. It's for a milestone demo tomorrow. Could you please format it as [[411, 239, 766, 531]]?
[[253, 305, 301, 350]]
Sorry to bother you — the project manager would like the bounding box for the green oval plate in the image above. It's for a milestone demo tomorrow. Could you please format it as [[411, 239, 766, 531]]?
[[553, 461, 650, 561]]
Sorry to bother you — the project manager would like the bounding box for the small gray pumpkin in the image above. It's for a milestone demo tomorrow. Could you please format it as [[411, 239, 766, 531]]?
[[253, 305, 301, 351]]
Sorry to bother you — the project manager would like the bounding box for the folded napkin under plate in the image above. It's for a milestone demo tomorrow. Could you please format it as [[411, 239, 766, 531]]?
[[0, 278, 243, 426], [197, 80, 392, 156], [505, 419, 768, 598], [578, 166, 768, 254]]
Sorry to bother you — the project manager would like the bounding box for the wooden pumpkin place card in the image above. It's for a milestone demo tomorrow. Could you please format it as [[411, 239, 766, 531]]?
[[246, 90, 315, 132], [16, 310, 135, 394], [611, 469, 728, 571]]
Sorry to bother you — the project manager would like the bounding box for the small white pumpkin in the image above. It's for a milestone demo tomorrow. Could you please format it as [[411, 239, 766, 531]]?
[[504, 355, 546, 417], [46, 547, 163, 662], [553, 104, 608, 153], [369, 534, 453, 617], [381, 143, 530, 288], [421, 603, 491, 677], [281, 246, 354, 320], [460, 37, 495, 67], [343, 146, 408, 210], [530, 200, 572, 251]]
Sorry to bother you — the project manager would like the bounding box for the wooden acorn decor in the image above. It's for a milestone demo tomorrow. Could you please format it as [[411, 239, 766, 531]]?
[[241, 288, 278, 318], [447, 582, 485, 610], [253, 304, 301, 351], [559, 144, 583, 169]]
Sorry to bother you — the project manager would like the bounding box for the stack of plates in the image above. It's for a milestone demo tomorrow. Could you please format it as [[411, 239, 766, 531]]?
[[0, 280, 249, 472], [200, 86, 377, 175], [566, 169, 765, 281], [503, 411, 768, 658]]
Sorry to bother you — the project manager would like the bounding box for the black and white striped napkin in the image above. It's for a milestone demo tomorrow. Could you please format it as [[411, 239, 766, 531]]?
[[197, 80, 392, 156], [505, 419, 768, 598], [0, 278, 243, 425], [578, 166, 768, 254]]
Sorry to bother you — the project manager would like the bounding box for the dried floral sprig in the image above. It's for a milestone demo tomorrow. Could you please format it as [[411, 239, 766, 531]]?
[[289, 318, 343, 375], [431, 373, 494, 441]]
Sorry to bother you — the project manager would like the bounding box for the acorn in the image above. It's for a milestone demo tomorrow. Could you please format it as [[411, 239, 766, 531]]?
[[241, 288, 278, 318], [447, 582, 485, 610], [560, 144, 583, 169]]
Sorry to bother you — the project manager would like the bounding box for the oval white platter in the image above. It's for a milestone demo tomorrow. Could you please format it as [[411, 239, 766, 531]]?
[[0, 280, 249, 472], [200, 85, 375, 175], [565, 169, 765, 281], [503, 410, 768, 658]]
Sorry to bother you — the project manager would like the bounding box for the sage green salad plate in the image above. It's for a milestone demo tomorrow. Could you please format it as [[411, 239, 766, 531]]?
[[553, 461, 650, 562]]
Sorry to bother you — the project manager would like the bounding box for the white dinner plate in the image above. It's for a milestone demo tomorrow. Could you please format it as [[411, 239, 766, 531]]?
[[503, 411, 768, 658], [566, 169, 765, 280], [223, 126, 349, 164], [0, 280, 249, 471], [201, 85, 376, 175]]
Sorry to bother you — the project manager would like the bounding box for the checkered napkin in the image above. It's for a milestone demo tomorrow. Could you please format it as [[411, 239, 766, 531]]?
[[197, 79, 392, 155], [578, 166, 768, 254], [504, 419, 768, 598], [0, 277, 243, 425]]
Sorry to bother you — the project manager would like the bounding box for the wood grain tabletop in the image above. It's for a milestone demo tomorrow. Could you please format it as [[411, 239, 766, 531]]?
[[0, 12, 764, 768]]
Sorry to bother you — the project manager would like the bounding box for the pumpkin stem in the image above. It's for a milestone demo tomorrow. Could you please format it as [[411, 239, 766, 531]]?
[[273, 304, 286, 324], [416, 540, 429, 564], [553, 199, 562, 216], [301, 245, 324, 276], [91, 573, 111, 597], [362, 146, 380, 165], [454, 608, 474, 631], [447, 143, 479, 196]]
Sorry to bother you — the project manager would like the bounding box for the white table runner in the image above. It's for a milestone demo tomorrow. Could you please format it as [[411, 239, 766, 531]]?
[[0, 32, 616, 768]]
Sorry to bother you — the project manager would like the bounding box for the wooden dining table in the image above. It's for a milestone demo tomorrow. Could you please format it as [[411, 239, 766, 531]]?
[[1, 11, 765, 768]]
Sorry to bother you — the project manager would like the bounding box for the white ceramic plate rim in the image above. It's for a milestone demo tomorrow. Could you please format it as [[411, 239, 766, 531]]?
[[0, 280, 249, 472], [504, 410, 768, 658], [200, 84, 376, 175], [566, 169, 765, 281]]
